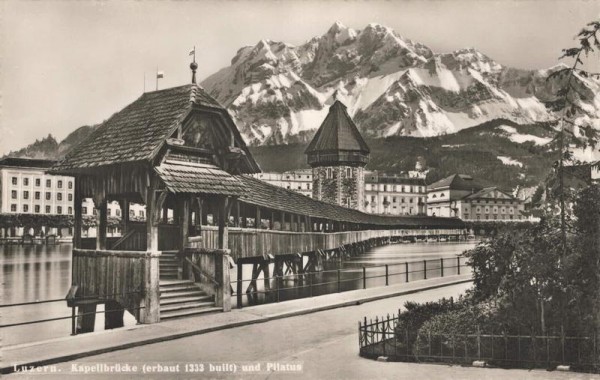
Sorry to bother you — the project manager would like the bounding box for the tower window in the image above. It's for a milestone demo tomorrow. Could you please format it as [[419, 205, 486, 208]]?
[[346, 168, 352, 178], [327, 168, 332, 179]]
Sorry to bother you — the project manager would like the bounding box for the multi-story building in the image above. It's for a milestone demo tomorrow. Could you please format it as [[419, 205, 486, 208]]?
[[364, 171, 427, 215], [426, 174, 525, 221], [0, 157, 147, 237], [0, 158, 75, 236], [252, 169, 313, 197], [305, 99, 370, 211]]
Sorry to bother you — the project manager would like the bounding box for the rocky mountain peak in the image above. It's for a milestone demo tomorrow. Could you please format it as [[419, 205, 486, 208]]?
[[201, 22, 600, 152]]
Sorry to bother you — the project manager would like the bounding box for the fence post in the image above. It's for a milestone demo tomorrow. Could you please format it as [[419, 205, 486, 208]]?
[[423, 260, 427, 280], [405, 262, 409, 282], [363, 267, 366, 289], [561, 324, 565, 364], [385, 264, 389, 286], [71, 306, 76, 336], [275, 274, 280, 302], [428, 329, 432, 357], [309, 272, 313, 297], [477, 325, 481, 360], [237, 262, 243, 309], [504, 331, 508, 362], [457, 256, 461, 275], [337, 269, 341, 293], [440, 258, 444, 277]]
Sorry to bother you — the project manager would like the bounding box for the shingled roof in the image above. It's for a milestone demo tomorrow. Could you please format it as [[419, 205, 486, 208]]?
[[305, 100, 370, 154], [237, 175, 464, 229], [155, 160, 244, 196], [428, 174, 484, 192], [51, 84, 259, 173]]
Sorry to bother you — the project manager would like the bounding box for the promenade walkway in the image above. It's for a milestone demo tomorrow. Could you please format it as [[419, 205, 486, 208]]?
[[1, 274, 471, 374]]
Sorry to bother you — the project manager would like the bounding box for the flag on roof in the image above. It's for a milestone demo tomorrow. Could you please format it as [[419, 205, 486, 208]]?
[[189, 48, 195, 56], [156, 71, 164, 79]]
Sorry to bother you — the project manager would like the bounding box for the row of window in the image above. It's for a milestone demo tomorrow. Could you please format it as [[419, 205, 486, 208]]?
[[368, 196, 424, 204], [10, 204, 72, 214], [468, 214, 523, 220], [472, 207, 515, 214], [80, 207, 144, 218], [11, 191, 72, 201], [11, 177, 72, 189], [471, 199, 517, 205], [287, 184, 311, 190], [366, 184, 425, 193]]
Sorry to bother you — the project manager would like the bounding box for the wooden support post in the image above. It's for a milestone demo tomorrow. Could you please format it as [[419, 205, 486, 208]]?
[[96, 200, 107, 250], [73, 181, 82, 249], [141, 177, 160, 324], [179, 196, 190, 280], [217, 196, 229, 250], [162, 203, 168, 224], [214, 250, 232, 311], [104, 300, 125, 329], [237, 261, 243, 308], [76, 301, 97, 334], [255, 206, 261, 229], [122, 199, 130, 235], [281, 211, 286, 231], [270, 210, 275, 230], [235, 200, 241, 227]]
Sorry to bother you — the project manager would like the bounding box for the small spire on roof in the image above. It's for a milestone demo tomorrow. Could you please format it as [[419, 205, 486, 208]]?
[[332, 89, 339, 101], [189, 46, 197, 84]]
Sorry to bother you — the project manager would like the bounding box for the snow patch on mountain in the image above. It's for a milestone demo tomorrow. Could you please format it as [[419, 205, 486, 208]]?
[[201, 21, 600, 147], [498, 125, 553, 145], [498, 155, 523, 167]]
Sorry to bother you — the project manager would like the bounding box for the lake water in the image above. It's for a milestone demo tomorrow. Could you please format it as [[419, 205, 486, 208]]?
[[1, 240, 477, 346]]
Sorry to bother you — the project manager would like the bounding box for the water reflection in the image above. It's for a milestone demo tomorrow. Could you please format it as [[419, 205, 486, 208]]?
[[235, 241, 477, 307]]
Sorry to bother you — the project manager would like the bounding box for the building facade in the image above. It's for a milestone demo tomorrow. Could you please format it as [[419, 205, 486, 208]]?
[[0, 158, 75, 237], [0, 158, 74, 217], [364, 171, 427, 215], [426, 174, 525, 221], [252, 169, 313, 197], [0, 157, 147, 237], [305, 100, 370, 211]]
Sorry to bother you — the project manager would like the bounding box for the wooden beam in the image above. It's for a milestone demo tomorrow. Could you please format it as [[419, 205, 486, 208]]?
[[255, 206, 261, 230], [146, 184, 159, 253], [96, 200, 107, 250], [73, 179, 83, 249], [217, 196, 229, 249]]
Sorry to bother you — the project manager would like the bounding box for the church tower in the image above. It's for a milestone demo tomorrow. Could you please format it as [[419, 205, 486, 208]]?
[[305, 99, 370, 211]]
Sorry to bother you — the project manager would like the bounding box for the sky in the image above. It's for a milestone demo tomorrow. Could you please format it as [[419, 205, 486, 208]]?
[[1, 0, 599, 156]]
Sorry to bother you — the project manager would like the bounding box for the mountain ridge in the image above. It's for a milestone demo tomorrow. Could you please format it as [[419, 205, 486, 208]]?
[[201, 21, 600, 149]]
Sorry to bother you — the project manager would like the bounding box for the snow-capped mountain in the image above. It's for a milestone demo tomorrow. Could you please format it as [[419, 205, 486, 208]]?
[[202, 22, 600, 147]]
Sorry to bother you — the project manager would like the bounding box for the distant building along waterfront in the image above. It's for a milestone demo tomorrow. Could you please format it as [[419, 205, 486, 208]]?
[[0, 158, 74, 237], [364, 171, 426, 215], [426, 174, 525, 221]]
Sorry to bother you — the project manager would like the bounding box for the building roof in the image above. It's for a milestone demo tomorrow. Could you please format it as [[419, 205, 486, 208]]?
[[238, 175, 464, 229], [305, 101, 370, 154], [155, 160, 244, 196], [463, 187, 516, 201], [428, 174, 484, 192], [51, 84, 259, 174], [0, 157, 57, 169]]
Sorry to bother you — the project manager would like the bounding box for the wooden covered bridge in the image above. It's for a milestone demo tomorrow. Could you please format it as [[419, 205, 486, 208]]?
[[51, 76, 465, 332]]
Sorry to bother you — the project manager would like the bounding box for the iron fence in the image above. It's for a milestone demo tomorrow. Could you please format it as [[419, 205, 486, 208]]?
[[232, 256, 471, 308], [358, 313, 600, 372]]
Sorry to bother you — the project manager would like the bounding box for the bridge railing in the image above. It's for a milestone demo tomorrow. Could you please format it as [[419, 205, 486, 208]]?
[[195, 227, 465, 260]]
